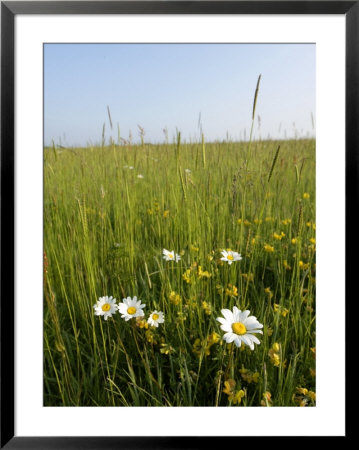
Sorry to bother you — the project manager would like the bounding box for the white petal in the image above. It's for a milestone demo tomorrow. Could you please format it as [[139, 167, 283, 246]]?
[[233, 336, 242, 348], [241, 335, 253, 348], [248, 334, 261, 345], [220, 323, 232, 332], [221, 309, 234, 323], [247, 329, 263, 335], [239, 310, 250, 322], [216, 317, 228, 325], [232, 306, 241, 322]]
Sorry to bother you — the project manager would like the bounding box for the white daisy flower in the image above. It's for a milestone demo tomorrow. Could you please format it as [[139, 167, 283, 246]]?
[[147, 310, 165, 328], [137, 174, 144, 179], [220, 250, 242, 265], [93, 296, 118, 321], [118, 296, 146, 321], [185, 168, 192, 174], [162, 248, 181, 262], [216, 307, 263, 350]]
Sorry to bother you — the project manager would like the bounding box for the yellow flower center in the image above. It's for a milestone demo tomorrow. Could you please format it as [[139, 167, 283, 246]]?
[[168, 253, 174, 259], [102, 303, 111, 312], [127, 306, 137, 315], [232, 322, 247, 335], [227, 254, 234, 261], [152, 313, 159, 321]]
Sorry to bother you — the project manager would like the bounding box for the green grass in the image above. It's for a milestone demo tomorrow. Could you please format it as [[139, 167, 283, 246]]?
[[44, 135, 316, 407]]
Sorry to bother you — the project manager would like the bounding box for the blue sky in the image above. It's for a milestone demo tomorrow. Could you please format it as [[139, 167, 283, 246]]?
[[44, 43, 315, 146]]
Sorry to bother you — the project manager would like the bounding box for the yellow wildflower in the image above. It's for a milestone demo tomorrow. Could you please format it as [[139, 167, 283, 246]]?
[[163, 210, 170, 218], [264, 243, 274, 253], [291, 238, 297, 244], [281, 218, 292, 225], [308, 391, 316, 401], [225, 284, 238, 297], [261, 391, 272, 406], [241, 273, 254, 282], [283, 260, 291, 270], [232, 390, 245, 405], [223, 379, 236, 397], [265, 287, 273, 299], [309, 237, 316, 245], [265, 216, 274, 222], [136, 317, 149, 329], [237, 218, 242, 225], [202, 301, 212, 316], [244, 219, 251, 226], [198, 266, 211, 279], [169, 291, 181, 305], [303, 192, 310, 199], [254, 218, 262, 225], [182, 269, 192, 284], [273, 231, 285, 240]]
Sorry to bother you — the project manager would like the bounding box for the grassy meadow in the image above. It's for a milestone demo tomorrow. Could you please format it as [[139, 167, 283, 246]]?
[[44, 129, 316, 407]]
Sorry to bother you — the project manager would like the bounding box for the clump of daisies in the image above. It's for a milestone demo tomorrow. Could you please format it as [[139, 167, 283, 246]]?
[[93, 295, 165, 329], [220, 250, 242, 265], [93, 296, 118, 321], [216, 306, 263, 350], [163, 248, 181, 262]]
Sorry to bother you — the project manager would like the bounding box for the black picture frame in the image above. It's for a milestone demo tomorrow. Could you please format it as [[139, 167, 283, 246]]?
[[1, 1, 353, 447]]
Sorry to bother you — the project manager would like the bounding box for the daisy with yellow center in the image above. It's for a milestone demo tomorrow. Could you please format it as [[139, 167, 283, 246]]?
[[220, 250, 242, 265], [93, 296, 118, 320], [162, 248, 181, 262], [147, 310, 165, 328], [118, 296, 146, 321], [216, 306, 263, 350]]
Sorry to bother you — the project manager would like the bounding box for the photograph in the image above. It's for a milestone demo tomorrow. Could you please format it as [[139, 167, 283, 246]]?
[[43, 42, 316, 408]]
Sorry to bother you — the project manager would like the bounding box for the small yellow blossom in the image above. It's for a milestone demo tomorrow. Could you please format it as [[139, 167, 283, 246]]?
[[265, 287, 273, 300], [223, 379, 236, 397], [291, 238, 297, 244], [299, 261, 310, 270], [281, 219, 292, 225], [136, 317, 149, 329], [198, 266, 211, 279], [309, 238, 316, 245], [273, 303, 289, 317], [244, 219, 251, 226], [182, 269, 192, 284], [254, 218, 263, 225], [239, 367, 260, 384], [202, 301, 212, 316], [237, 218, 242, 225], [265, 216, 274, 222], [145, 329, 156, 344], [283, 260, 291, 270], [268, 342, 286, 368], [296, 387, 308, 395], [308, 391, 316, 400], [163, 210, 170, 218], [264, 243, 275, 253], [273, 231, 285, 240], [169, 291, 181, 305], [160, 341, 175, 355], [232, 389, 245, 405], [225, 284, 238, 297], [261, 391, 273, 406], [147, 208, 153, 215], [303, 193, 310, 199], [241, 273, 254, 282], [190, 244, 199, 252]]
